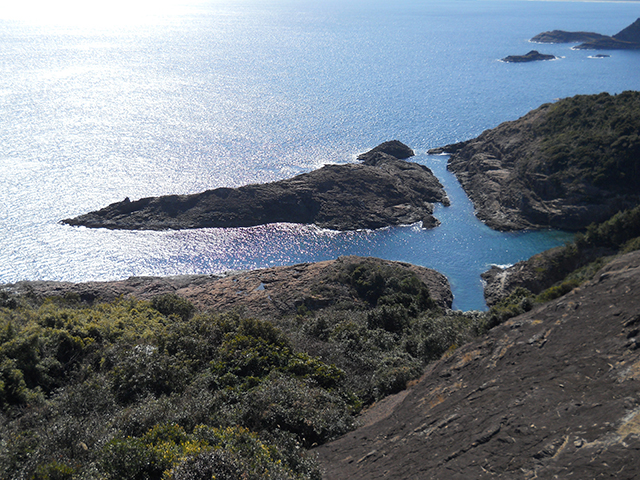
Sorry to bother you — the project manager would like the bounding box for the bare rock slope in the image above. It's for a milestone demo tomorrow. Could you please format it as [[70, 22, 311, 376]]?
[[316, 250, 640, 479]]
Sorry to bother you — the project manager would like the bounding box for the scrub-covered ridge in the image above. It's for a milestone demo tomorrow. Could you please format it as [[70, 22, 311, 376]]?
[[0, 256, 481, 479]]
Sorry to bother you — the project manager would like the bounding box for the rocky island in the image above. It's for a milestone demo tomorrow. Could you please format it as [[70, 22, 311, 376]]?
[[531, 30, 607, 44], [532, 17, 640, 50], [428, 91, 640, 231], [62, 141, 449, 231], [501, 50, 557, 63]]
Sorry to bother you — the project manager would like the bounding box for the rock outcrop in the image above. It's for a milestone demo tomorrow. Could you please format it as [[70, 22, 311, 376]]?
[[428, 92, 640, 231], [501, 50, 556, 63], [316, 250, 640, 479], [532, 18, 640, 50], [5, 256, 453, 317], [62, 141, 449, 231]]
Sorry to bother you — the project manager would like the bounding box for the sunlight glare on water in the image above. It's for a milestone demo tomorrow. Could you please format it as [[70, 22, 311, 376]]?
[[0, 0, 199, 26], [0, 0, 638, 310]]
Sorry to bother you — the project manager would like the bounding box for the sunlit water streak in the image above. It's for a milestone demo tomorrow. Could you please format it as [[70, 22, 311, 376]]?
[[1, 0, 638, 310]]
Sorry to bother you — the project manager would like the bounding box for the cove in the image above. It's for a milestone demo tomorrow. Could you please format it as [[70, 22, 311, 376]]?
[[99, 152, 571, 313]]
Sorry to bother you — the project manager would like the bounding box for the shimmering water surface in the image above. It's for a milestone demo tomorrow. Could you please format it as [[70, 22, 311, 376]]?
[[1, 0, 639, 310]]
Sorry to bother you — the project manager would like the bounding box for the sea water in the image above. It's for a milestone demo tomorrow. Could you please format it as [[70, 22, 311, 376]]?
[[1, 0, 639, 310]]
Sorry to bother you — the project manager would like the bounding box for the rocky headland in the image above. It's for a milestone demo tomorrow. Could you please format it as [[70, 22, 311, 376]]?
[[501, 50, 556, 63], [532, 18, 640, 50], [316, 249, 640, 479], [62, 141, 449, 231], [531, 30, 607, 44], [6, 255, 453, 317], [428, 91, 640, 231]]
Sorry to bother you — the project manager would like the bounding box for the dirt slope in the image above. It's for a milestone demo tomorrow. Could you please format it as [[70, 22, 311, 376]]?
[[315, 250, 640, 479]]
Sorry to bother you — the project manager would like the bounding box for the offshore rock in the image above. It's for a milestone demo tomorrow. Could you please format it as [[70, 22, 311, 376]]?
[[62, 141, 449, 231], [356, 139, 415, 163], [501, 50, 556, 63], [316, 250, 640, 479]]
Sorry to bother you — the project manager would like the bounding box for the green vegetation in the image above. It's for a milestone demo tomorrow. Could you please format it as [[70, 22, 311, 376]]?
[[8, 201, 640, 477], [534, 91, 640, 193], [486, 204, 640, 327], [0, 266, 482, 479]]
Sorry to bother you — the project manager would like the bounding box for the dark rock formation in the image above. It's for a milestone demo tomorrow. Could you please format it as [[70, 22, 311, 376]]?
[[315, 250, 640, 479], [427, 92, 640, 231], [62, 142, 449, 231], [576, 18, 640, 50], [4, 256, 453, 316], [531, 30, 607, 44], [501, 50, 556, 63], [532, 18, 640, 50], [356, 139, 415, 162]]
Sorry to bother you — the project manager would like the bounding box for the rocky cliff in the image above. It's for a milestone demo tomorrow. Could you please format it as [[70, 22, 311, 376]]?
[[428, 91, 640, 231], [316, 250, 640, 479], [62, 141, 449, 231]]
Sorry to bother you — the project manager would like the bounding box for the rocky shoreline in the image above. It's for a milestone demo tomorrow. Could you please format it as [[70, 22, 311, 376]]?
[[428, 92, 640, 232], [62, 141, 449, 232]]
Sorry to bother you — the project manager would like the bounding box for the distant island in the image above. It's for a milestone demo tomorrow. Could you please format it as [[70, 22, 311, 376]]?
[[429, 91, 640, 231], [62, 141, 450, 231], [501, 50, 556, 63], [531, 17, 640, 50]]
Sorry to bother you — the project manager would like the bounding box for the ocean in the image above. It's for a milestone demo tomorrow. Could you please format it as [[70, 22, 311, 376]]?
[[1, 0, 639, 310]]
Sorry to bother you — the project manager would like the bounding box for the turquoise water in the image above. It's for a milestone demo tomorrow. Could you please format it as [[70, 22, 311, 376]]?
[[1, 0, 638, 309]]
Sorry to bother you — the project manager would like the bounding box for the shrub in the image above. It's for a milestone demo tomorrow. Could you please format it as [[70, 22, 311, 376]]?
[[151, 294, 195, 321]]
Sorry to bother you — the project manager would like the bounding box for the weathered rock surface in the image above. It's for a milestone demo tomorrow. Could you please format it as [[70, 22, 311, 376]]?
[[5, 256, 453, 317], [501, 50, 556, 63], [62, 141, 449, 231], [428, 93, 640, 231], [532, 18, 640, 50], [315, 250, 640, 479]]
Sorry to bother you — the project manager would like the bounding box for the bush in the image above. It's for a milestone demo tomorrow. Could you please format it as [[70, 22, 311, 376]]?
[[151, 294, 195, 321]]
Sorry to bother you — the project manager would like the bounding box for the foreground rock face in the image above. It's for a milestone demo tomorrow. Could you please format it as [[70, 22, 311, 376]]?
[[532, 18, 640, 50], [501, 50, 556, 63], [5, 256, 453, 316], [316, 250, 640, 479], [428, 92, 640, 231], [62, 141, 449, 231]]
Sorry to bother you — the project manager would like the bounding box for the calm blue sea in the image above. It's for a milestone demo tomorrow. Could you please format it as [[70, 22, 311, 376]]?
[[1, 0, 639, 310]]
